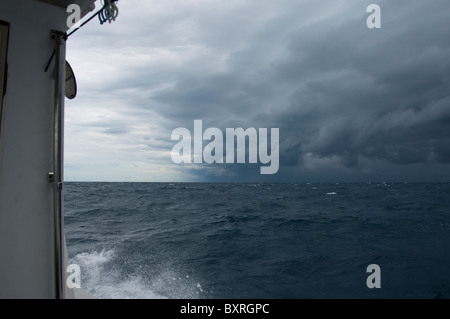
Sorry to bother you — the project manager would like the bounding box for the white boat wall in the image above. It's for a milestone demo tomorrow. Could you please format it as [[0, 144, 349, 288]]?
[[0, 0, 96, 299]]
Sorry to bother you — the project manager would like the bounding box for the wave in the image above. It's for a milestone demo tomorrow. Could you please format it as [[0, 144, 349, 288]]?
[[70, 248, 205, 299], [70, 249, 163, 299], [64, 182, 450, 299]]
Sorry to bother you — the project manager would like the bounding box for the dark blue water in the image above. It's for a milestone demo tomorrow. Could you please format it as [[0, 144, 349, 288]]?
[[64, 182, 450, 299]]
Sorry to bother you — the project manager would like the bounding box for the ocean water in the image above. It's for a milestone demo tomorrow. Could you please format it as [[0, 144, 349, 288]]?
[[64, 182, 450, 299]]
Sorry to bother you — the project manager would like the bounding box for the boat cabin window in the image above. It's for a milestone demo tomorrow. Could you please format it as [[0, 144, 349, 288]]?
[[0, 21, 9, 134]]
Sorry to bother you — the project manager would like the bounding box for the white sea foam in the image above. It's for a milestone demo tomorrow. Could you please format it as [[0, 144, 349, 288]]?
[[326, 192, 337, 195], [70, 249, 204, 299], [70, 249, 165, 299]]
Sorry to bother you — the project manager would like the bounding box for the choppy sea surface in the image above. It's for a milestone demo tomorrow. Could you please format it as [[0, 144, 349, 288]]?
[[64, 182, 450, 299]]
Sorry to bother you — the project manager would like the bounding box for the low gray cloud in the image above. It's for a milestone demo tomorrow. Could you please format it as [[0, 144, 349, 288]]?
[[65, 0, 450, 182]]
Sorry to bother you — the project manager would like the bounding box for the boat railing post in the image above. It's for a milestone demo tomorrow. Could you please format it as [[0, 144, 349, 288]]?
[[50, 30, 66, 300]]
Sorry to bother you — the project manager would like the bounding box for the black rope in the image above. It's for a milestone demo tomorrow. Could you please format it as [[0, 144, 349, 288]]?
[[44, 1, 118, 72], [44, 34, 66, 72], [44, 5, 103, 72], [44, 49, 56, 72], [66, 5, 105, 38]]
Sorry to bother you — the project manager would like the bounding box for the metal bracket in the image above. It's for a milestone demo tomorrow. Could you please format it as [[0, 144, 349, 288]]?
[[48, 172, 63, 191], [55, 182, 63, 191], [50, 30, 66, 40]]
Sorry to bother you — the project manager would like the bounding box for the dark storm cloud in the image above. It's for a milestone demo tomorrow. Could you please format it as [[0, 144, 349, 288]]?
[[66, 0, 450, 181], [145, 0, 450, 181], [273, 1, 450, 170]]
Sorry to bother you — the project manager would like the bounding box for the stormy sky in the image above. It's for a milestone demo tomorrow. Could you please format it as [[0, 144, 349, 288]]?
[[64, 0, 450, 182]]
